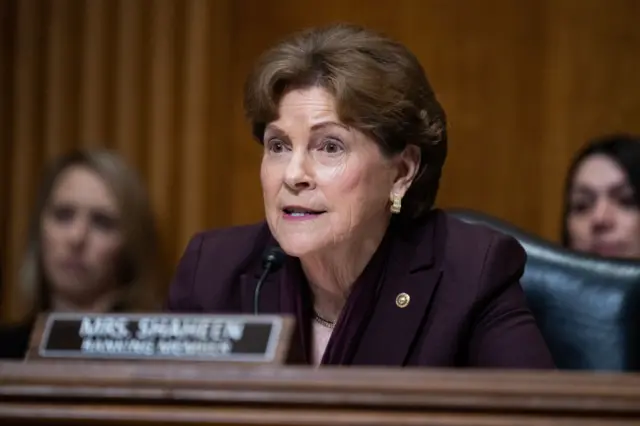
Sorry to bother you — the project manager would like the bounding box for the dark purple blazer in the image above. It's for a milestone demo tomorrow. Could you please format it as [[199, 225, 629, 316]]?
[[167, 209, 555, 368]]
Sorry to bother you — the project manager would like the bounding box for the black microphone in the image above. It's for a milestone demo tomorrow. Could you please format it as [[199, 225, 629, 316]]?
[[253, 246, 286, 314]]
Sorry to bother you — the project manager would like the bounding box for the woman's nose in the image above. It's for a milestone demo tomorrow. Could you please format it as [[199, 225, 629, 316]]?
[[591, 200, 616, 231], [284, 151, 314, 191], [66, 219, 90, 247]]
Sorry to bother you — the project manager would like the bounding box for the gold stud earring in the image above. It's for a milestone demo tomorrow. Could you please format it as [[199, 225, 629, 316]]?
[[390, 193, 402, 214]]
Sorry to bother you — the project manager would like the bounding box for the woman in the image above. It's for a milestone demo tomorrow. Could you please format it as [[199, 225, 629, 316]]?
[[0, 150, 163, 358], [168, 24, 554, 368], [562, 134, 640, 259]]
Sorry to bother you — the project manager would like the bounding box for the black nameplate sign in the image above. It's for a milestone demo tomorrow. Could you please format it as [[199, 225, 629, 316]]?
[[33, 313, 293, 364]]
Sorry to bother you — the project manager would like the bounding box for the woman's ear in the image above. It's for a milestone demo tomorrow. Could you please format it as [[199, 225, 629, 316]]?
[[391, 145, 421, 197]]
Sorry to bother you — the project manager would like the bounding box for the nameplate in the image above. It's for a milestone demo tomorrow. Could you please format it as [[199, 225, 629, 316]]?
[[28, 313, 294, 364]]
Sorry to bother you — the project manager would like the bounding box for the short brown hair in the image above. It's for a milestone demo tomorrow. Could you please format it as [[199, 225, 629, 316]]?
[[19, 149, 163, 318], [244, 23, 447, 221]]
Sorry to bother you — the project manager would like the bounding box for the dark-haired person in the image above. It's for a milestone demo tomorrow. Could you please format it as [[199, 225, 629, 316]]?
[[167, 24, 554, 368], [562, 134, 640, 259], [0, 150, 163, 359]]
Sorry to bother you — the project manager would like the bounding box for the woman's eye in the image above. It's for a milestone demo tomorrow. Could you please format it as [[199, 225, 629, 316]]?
[[91, 212, 118, 232], [51, 205, 75, 222], [616, 193, 638, 209], [569, 200, 591, 214], [321, 139, 343, 154], [266, 139, 286, 153]]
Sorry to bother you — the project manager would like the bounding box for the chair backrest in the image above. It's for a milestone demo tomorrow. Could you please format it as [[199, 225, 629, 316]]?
[[448, 209, 640, 371]]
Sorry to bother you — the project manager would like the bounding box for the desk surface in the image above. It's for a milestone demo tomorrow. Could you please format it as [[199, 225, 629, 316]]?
[[1, 361, 640, 425]]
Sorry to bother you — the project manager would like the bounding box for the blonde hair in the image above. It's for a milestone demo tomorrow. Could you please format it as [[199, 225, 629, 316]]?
[[19, 149, 163, 318]]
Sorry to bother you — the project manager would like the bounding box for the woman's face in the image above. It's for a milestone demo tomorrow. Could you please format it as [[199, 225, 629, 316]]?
[[41, 165, 124, 303], [567, 154, 640, 258], [260, 86, 418, 257]]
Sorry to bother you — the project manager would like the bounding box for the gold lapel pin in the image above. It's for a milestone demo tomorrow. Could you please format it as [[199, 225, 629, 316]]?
[[396, 292, 410, 308]]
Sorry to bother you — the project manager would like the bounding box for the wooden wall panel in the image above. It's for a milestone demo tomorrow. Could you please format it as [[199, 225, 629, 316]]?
[[0, 0, 234, 321], [395, 0, 549, 234], [0, 0, 16, 302], [147, 0, 180, 278], [1, 0, 639, 321], [78, 0, 112, 148], [227, 0, 640, 238], [43, 0, 81, 162], [4, 0, 47, 321], [540, 0, 640, 240], [113, 0, 147, 166]]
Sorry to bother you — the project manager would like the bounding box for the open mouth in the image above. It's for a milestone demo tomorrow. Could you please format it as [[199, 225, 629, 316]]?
[[282, 206, 327, 218]]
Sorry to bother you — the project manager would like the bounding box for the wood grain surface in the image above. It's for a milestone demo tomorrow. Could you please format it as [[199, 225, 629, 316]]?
[[0, 361, 639, 425]]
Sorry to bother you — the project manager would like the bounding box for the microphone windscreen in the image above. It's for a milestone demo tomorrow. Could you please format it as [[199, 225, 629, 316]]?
[[262, 246, 285, 271]]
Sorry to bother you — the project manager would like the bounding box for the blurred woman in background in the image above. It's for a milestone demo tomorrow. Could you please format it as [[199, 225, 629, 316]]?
[[0, 150, 163, 358], [562, 134, 640, 259]]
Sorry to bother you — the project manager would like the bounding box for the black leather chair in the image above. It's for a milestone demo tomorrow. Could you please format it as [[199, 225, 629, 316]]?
[[449, 209, 640, 371]]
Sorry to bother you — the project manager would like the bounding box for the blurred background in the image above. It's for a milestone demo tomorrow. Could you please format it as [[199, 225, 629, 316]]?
[[1, 0, 639, 321]]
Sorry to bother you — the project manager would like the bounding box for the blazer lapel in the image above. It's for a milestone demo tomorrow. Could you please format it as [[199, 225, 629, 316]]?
[[351, 212, 444, 366]]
